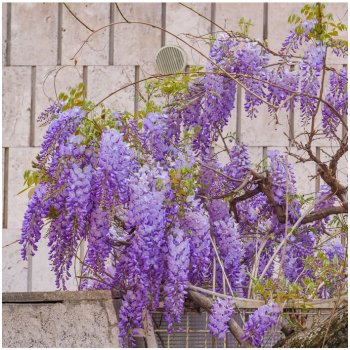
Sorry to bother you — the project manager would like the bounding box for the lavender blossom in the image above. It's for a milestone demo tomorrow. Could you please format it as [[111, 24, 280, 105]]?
[[209, 297, 235, 339], [242, 301, 282, 347]]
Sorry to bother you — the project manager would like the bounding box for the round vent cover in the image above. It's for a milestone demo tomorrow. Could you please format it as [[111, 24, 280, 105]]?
[[155, 46, 187, 74]]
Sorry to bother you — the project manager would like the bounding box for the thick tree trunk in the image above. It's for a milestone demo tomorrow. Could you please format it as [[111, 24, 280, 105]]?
[[275, 305, 348, 348]]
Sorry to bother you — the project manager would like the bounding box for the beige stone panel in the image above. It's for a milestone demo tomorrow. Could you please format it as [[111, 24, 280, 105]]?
[[240, 102, 290, 147], [62, 3, 110, 65], [87, 65, 135, 113], [166, 3, 211, 66], [11, 3, 58, 65], [7, 147, 39, 229], [2, 228, 28, 292], [215, 3, 264, 39], [267, 3, 306, 54], [248, 146, 264, 168], [113, 3, 162, 66], [34, 66, 84, 146], [2, 67, 31, 147]]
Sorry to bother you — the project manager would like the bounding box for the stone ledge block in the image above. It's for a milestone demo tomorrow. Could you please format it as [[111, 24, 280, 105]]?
[[2, 67, 32, 147], [11, 3, 58, 66]]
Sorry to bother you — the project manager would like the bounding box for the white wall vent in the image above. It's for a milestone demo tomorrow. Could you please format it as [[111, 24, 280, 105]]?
[[155, 46, 187, 74]]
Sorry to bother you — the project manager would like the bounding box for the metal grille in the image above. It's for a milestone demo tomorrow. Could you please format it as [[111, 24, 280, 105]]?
[[155, 46, 187, 74], [150, 307, 333, 348]]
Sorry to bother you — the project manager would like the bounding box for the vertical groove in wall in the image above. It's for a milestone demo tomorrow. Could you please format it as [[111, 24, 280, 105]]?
[[2, 148, 9, 229], [109, 3, 115, 65], [57, 3, 63, 66], [27, 255, 32, 292], [288, 106, 295, 146], [83, 65, 88, 99], [210, 3, 216, 34], [134, 65, 140, 114], [236, 86, 242, 143], [161, 3, 166, 47], [78, 241, 85, 282], [263, 3, 268, 40], [262, 146, 268, 169], [6, 3, 11, 66], [29, 66, 37, 147], [315, 147, 321, 192]]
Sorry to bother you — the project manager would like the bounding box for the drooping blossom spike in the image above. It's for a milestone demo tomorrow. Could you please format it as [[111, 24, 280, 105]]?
[[209, 297, 235, 339], [19, 183, 51, 260], [212, 218, 242, 291], [183, 208, 212, 284], [322, 67, 347, 138], [95, 128, 138, 207], [242, 301, 282, 347], [164, 225, 190, 331], [38, 106, 85, 169]]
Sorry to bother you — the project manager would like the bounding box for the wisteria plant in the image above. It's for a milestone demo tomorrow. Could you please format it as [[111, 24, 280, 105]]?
[[19, 3, 347, 347]]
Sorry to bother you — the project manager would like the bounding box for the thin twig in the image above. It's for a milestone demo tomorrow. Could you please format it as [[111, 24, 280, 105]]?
[[63, 3, 94, 32]]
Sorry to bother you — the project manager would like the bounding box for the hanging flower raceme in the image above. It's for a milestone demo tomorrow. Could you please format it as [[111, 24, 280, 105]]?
[[313, 184, 338, 234], [209, 297, 235, 339], [212, 218, 243, 292], [224, 142, 251, 189], [141, 112, 180, 161], [19, 183, 52, 260], [164, 225, 190, 331], [322, 67, 348, 138], [299, 44, 326, 124], [268, 150, 300, 222], [242, 301, 282, 347], [183, 207, 212, 284], [38, 106, 86, 171]]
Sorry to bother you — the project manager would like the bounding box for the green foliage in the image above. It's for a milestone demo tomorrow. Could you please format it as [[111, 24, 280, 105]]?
[[59, 82, 95, 112], [238, 17, 253, 36], [17, 169, 40, 198], [288, 3, 347, 49]]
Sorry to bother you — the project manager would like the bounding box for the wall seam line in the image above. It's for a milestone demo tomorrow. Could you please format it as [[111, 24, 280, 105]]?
[[2, 147, 9, 229], [29, 66, 37, 147], [161, 3, 166, 47], [6, 3, 11, 66], [109, 3, 115, 65], [57, 3, 63, 66]]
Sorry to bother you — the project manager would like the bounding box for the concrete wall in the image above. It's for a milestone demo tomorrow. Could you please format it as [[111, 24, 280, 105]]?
[[2, 290, 121, 347], [2, 3, 348, 292]]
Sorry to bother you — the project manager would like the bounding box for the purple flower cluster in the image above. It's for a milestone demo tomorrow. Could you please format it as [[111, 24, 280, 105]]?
[[212, 218, 243, 291], [19, 183, 51, 260], [322, 67, 347, 137], [299, 44, 326, 124], [209, 297, 235, 339], [38, 107, 85, 169], [37, 101, 63, 126], [164, 225, 190, 331], [224, 143, 251, 188], [323, 239, 345, 262], [141, 112, 180, 161], [313, 184, 337, 234], [242, 301, 282, 347], [268, 150, 300, 222], [183, 208, 212, 284]]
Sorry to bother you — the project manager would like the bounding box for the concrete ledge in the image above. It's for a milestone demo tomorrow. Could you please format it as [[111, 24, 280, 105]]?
[[2, 290, 121, 303]]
